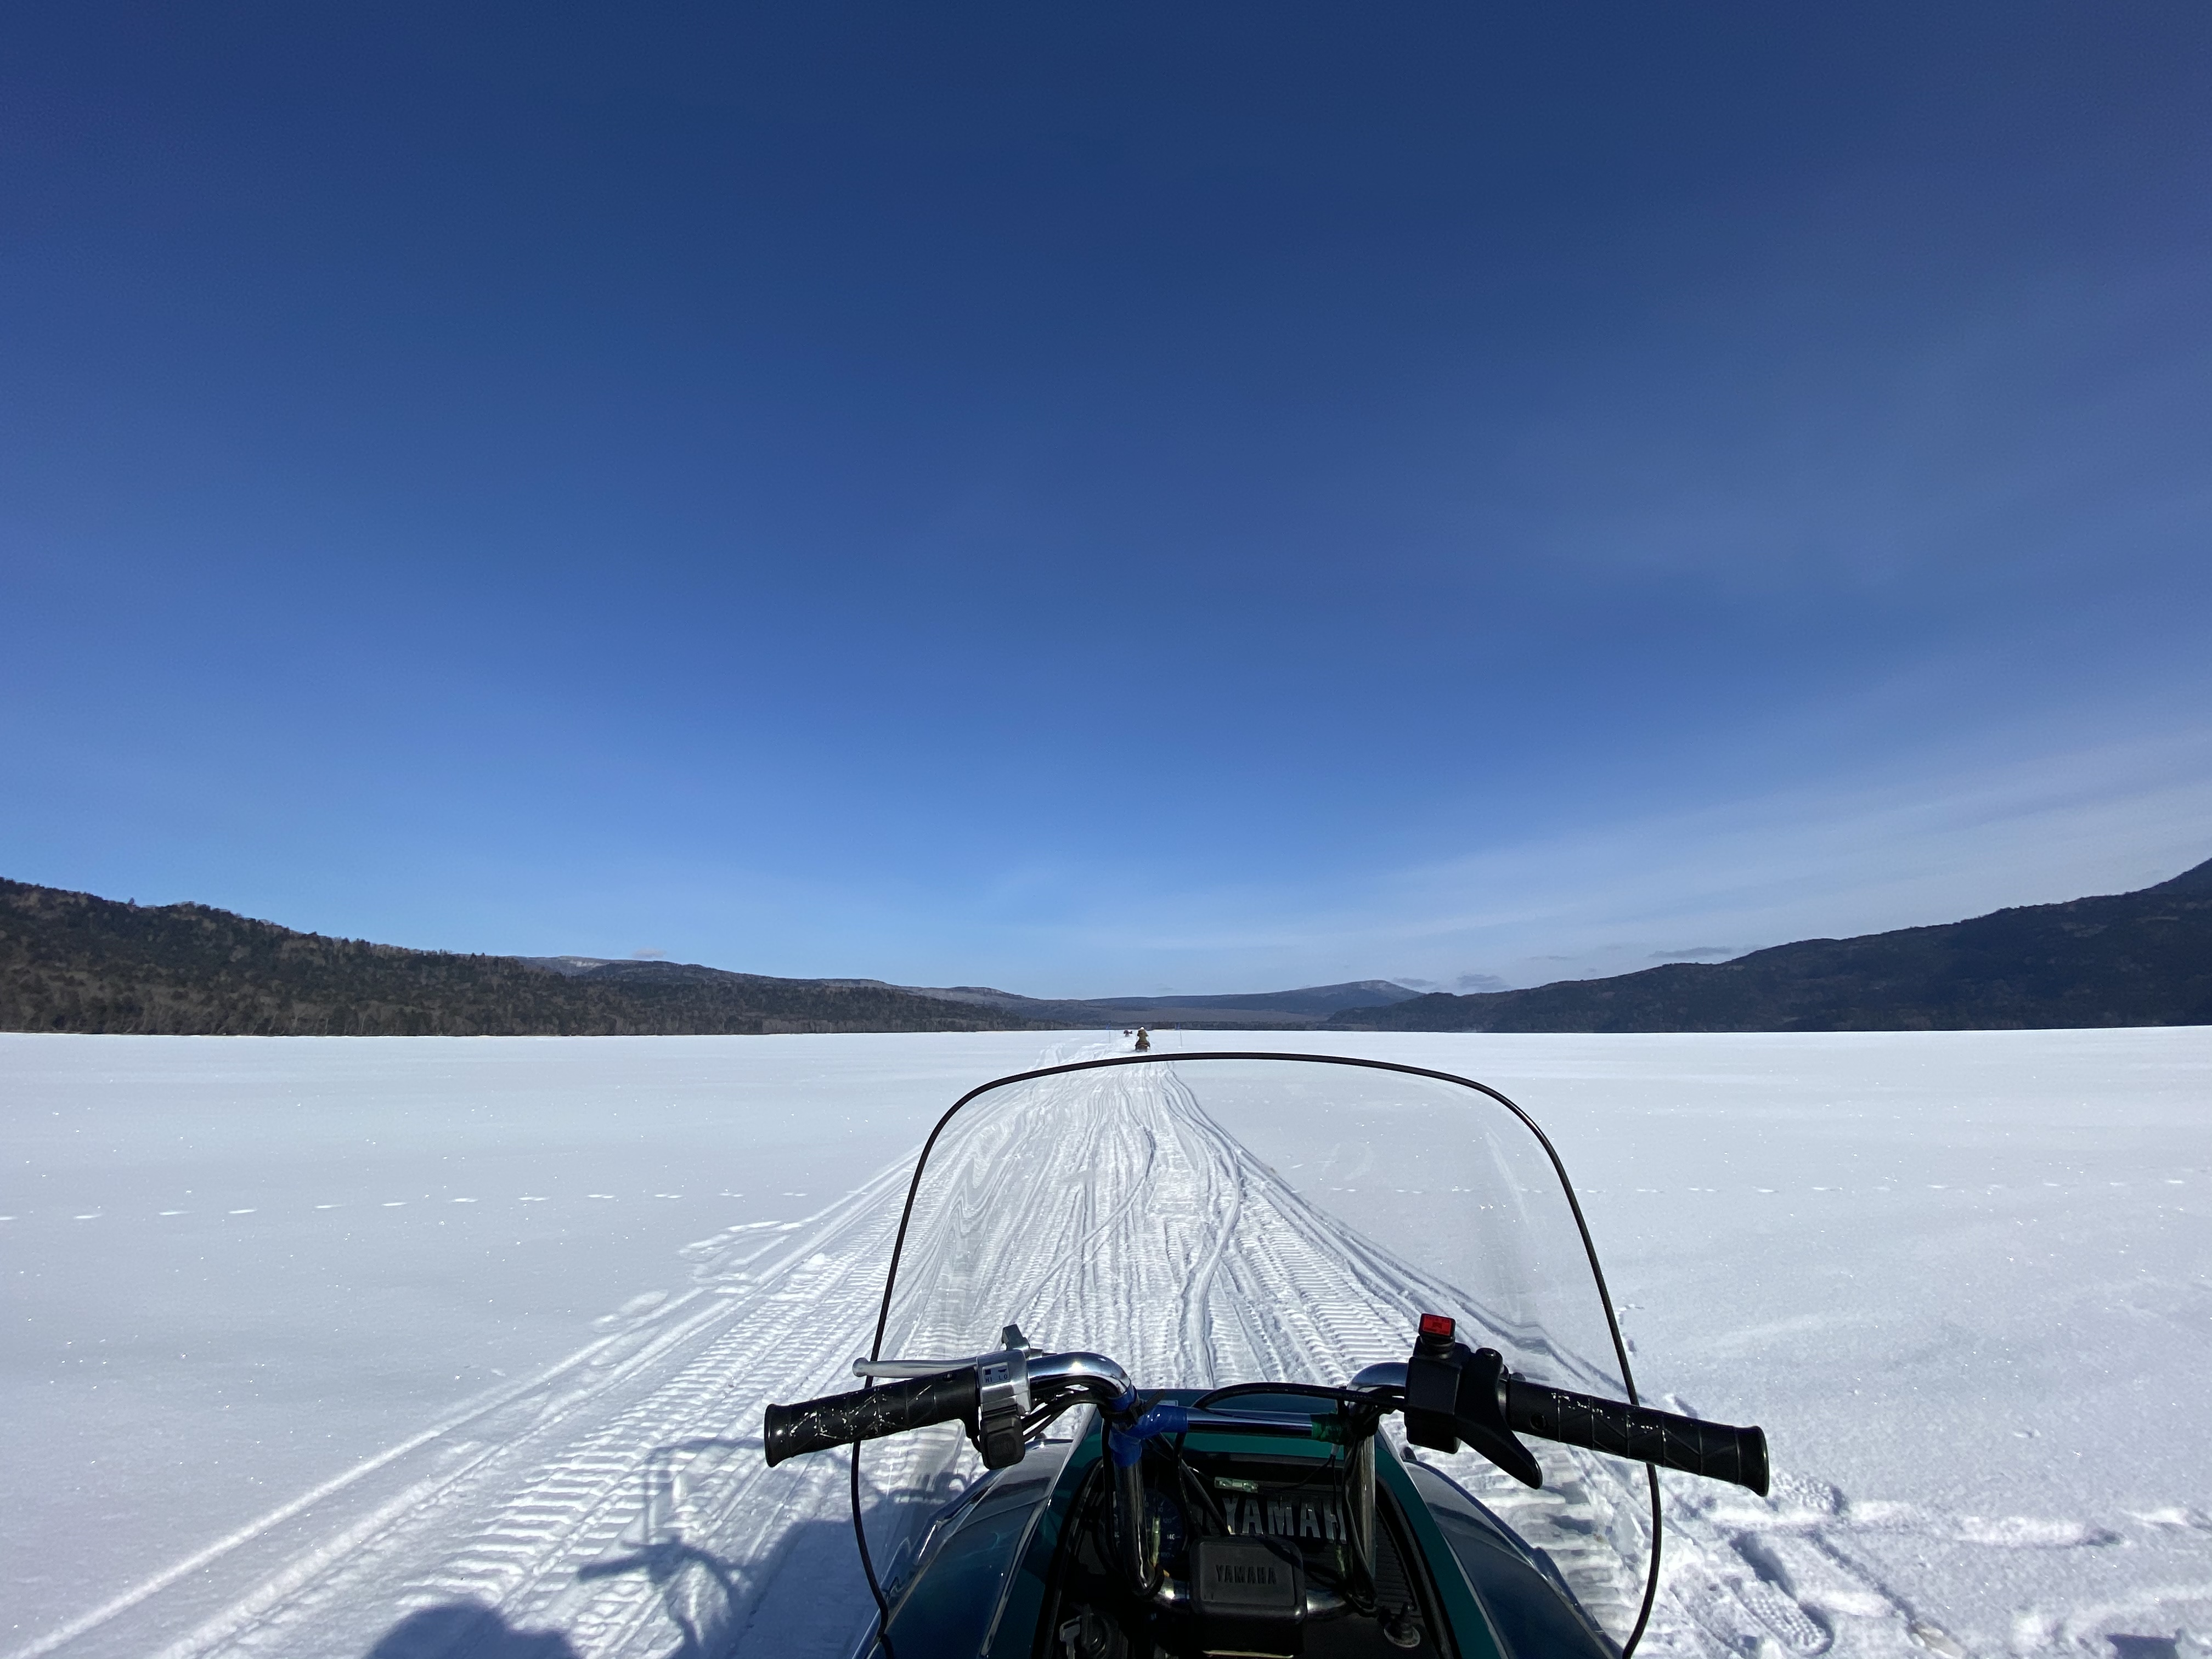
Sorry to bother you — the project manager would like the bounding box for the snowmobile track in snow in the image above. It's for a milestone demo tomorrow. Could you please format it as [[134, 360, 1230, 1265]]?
[[15, 1048, 2204, 1659], [15, 1161, 913, 1659]]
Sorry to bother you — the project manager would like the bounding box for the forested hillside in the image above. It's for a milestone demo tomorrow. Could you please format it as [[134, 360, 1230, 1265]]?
[[0, 879, 1045, 1036]]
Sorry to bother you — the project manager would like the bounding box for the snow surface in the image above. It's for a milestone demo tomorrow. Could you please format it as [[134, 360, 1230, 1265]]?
[[3, 1028, 2206, 1659]]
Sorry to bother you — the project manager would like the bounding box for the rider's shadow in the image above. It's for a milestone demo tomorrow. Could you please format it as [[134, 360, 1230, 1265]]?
[[365, 1600, 579, 1657], [574, 1436, 757, 1658], [578, 1539, 740, 1659], [578, 1434, 879, 1659], [362, 1437, 877, 1659]]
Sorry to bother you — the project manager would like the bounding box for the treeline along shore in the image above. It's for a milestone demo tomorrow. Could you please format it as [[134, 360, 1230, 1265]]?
[[0, 879, 1049, 1037], [5, 858, 2208, 1037]]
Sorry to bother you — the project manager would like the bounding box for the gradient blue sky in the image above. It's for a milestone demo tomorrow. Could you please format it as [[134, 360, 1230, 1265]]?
[[4, 2, 2208, 995]]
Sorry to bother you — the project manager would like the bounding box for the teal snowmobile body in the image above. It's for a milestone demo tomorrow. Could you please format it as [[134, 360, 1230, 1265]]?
[[860, 1385, 1654, 1659], [761, 1053, 1768, 1659]]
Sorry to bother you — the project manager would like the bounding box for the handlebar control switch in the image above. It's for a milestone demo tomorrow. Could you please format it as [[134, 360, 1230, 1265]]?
[[1403, 1315, 1465, 1453], [974, 1351, 1031, 1470], [1402, 1316, 1543, 1488]]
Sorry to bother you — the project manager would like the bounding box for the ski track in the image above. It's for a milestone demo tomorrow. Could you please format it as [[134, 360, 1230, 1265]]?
[[17, 1047, 2207, 1659]]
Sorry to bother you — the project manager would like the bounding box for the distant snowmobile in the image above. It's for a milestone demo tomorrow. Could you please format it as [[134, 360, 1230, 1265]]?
[[763, 1052, 1768, 1659]]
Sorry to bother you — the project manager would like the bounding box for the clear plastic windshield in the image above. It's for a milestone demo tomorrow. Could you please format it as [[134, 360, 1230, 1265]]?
[[863, 1054, 1656, 1649]]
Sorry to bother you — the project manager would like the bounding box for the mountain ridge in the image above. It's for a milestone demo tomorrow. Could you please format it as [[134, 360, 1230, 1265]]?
[[866, 978, 1425, 1027], [521, 964, 1423, 1026], [1328, 857, 2212, 1032], [9, 859, 2205, 1037]]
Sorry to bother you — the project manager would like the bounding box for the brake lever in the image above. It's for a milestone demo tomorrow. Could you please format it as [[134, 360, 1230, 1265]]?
[[1356, 1315, 1543, 1487], [849, 1322, 1042, 1380]]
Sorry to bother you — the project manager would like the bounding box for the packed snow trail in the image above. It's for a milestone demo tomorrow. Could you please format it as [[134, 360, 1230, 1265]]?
[[15, 1045, 2206, 1659], [16, 1158, 913, 1659]]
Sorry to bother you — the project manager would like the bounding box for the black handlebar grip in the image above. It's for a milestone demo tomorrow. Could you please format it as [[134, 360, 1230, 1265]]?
[[1504, 1379, 1769, 1496], [763, 1370, 981, 1467]]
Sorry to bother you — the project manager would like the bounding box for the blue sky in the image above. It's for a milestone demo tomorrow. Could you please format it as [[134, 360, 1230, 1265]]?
[[3, 2, 2207, 995]]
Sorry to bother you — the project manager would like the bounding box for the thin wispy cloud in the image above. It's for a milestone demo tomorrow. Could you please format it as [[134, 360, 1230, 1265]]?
[[1020, 726, 2212, 994]]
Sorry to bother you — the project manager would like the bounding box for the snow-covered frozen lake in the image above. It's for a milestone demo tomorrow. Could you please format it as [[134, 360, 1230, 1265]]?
[[3, 1028, 2206, 1659]]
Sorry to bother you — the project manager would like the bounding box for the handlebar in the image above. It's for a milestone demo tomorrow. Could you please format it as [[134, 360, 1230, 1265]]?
[[763, 1370, 980, 1467], [763, 1340, 1768, 1499], [763, 1345, 1137, 1471], [1504, 1377, 1769, 1496]]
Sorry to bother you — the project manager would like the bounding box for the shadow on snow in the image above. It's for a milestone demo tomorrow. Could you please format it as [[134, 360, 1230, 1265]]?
[[360, 1436, 872, 1659]]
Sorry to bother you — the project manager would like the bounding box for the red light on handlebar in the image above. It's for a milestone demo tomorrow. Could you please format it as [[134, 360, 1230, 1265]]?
[[1418, 1313, 1454, 1341]]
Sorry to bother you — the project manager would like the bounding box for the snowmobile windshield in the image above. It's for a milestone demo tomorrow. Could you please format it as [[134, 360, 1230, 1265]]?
[[873, 1053, 1633, 1397], [865, 1052, 1657, 1649]]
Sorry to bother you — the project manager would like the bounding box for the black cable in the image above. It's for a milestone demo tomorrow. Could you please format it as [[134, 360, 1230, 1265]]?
[[1174, 1455, 1229, 1534], [849, 1437, 896, 1659], [1622, 1465, 1662, 1659]]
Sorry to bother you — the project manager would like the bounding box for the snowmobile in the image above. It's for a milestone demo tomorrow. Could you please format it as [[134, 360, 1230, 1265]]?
[[763, 1052, 1768, 1659]]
